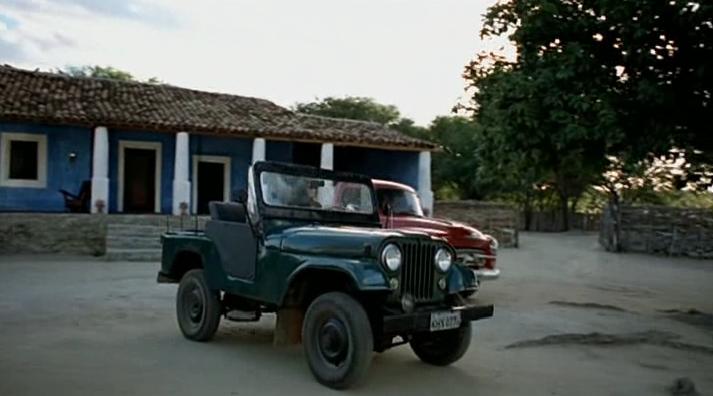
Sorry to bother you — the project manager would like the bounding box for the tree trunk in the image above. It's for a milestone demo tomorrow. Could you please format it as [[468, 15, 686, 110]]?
[[609, 191, 621, 252], [559, 191, 569, 232], [569, 195, 580, 230], [522, 191, 533, 231]]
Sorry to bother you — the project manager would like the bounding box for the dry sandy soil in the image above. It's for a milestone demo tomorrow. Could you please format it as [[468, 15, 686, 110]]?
[[0, 231, 711, 395]]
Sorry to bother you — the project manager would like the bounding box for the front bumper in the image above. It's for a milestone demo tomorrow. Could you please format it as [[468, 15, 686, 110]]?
[[382, 304, 494, 334], [474, 267, 501, 280], [456, 249, 499, 280]]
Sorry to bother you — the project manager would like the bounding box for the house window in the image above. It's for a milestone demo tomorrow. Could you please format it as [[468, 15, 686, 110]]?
[[1, 132, 48, 188]]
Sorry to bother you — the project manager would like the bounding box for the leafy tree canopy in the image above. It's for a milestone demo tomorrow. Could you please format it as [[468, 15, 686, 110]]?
[[463, 0, 713, 229], [58, 65, 162, 84], [293, 97, 483, 200], [428, 116, 482, 199], [294, 96, 401, 125]]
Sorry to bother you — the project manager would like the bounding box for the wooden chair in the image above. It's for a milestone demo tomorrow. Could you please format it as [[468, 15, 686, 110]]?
[[59, 180, 91, 213]]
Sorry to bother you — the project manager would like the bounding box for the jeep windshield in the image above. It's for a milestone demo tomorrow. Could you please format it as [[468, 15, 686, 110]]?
[[251, 162, 381, 227], [260, 172, 374, 214]]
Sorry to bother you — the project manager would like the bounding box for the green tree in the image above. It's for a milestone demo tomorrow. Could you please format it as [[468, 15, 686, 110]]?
[[427, 116, 482, 199], [293, 96, 401, 124], [59, 65, 162, 83], [294, 98, 492, 200], [464, 0, 713, 230]]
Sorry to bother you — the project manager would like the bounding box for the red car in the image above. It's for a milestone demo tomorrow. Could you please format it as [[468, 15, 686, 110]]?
[[372, 179, 500, 281]]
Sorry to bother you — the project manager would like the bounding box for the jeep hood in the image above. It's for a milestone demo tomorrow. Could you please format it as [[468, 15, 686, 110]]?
[[279, 225, 434, 258]]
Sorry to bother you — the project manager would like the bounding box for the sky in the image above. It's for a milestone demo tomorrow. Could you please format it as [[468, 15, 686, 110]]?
[[0, 0, 507, 125]]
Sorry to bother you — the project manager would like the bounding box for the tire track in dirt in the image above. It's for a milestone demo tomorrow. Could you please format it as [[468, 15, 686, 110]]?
[[505, 330, 713, 355]]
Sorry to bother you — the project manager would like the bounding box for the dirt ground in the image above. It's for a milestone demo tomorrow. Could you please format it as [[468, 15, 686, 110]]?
[[0, 232, 711, 395]]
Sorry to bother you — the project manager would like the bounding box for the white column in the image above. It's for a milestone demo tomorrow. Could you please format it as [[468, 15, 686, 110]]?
[[252, 138, 266, 164], [418, 151, 434, 217], [320, 143, 334, 170], [316, 143, 335, 203], [172, 132, 191, 215], [90, 126, 109, 214]]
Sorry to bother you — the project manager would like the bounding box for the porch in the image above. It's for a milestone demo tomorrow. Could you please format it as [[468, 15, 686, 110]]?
[[0, 212, 207, 261], [0, 124, 433, 217]]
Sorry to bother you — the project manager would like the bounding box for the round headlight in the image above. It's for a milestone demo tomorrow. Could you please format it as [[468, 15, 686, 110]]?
[[381, 243, 402, 272], [434, 248, 452, 272]]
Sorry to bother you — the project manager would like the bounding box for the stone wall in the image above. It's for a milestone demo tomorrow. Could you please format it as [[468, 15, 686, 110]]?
[[523, 211, 601, 232], [0, 213, 107, 255], [2, 206, 523, 256], [434, 200, 519, 247], [0, 213, 211, 257], [599, 204, 713, 259]]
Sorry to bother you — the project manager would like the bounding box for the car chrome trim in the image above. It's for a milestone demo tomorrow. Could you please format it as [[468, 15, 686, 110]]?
[[473, 268, 501, 280]]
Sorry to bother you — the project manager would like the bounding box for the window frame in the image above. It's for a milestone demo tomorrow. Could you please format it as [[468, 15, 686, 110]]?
[[0, 132, 48, 188]]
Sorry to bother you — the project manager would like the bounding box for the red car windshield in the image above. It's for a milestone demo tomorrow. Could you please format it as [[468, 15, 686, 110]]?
[[376, 188, 424, 217]]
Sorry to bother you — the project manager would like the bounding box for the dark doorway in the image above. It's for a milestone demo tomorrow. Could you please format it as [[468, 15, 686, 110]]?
[[123, 148, 156, 213], [196, 161, 226, 214], [291, 142, 321, 167]]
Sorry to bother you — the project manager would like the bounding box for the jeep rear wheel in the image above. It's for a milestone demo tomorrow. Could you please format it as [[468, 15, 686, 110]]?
[[302, 292, 373, 389], [176, 269, 221, 341], [410, 322, 471, 366]]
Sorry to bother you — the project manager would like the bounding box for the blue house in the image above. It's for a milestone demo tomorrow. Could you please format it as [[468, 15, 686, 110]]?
[[0, 66, 436, 216]]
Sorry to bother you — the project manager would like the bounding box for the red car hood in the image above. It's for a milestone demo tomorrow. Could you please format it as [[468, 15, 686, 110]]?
[[382, 215, 490, 250]]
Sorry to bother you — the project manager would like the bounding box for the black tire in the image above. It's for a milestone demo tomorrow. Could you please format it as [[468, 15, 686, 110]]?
[[410, 322, 472, 366], [302, 292, 373, 389], [176, 269, 222, 341]]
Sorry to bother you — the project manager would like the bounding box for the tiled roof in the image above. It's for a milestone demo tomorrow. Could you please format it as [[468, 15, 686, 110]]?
[[0, 66, 437, 150]]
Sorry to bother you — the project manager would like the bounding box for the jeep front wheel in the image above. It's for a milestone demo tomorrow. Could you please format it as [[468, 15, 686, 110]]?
[[302, 292, 373, 389], [410, 322, 472, 366], [176, 269, 221, 341]]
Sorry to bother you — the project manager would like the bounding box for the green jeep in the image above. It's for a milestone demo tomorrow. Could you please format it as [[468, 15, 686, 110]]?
[[158, 161, 493, 389]]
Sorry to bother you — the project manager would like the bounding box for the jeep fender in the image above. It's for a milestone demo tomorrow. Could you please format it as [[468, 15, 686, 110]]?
[[161, 235, 227, 290], [279, 258, 390, 306], [447, 264, 478, 294]]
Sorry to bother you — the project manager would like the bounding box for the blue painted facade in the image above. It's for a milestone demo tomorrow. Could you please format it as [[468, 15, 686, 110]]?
[[0, 123, 92, 212], [108, 130, 175, 214], [334, 146, 420, 189], [189, 135, 253, 195], [0, 122, 423, 213], [266, 141, 293, 163]]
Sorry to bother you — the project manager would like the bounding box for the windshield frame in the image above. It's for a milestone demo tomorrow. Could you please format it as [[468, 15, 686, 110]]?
[[250, 161, 381, 227]]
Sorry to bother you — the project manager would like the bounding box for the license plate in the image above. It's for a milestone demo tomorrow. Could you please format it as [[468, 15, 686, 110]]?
[[429, 311, 461, 332]]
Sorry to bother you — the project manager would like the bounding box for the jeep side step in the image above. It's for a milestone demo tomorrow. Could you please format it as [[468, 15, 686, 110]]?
[[225, 310, 261, 322]]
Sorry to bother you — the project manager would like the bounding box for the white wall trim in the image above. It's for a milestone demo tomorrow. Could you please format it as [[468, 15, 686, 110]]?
[[320, 143, 334, 170], [172, 132, 191, 215], [117, 140, 162, 213], [418, 151, 434, 216], [90, 126, 109, 213], [0, 132, 48, 188], [191, 155, 231, 214], [252, 138, 266, 164]]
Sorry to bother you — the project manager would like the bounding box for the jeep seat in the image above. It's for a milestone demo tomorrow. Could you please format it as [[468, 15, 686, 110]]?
[[208, 201, 246, 223]]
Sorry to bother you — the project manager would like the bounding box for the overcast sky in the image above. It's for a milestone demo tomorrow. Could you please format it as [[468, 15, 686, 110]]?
[[0, 0, 506, 125]]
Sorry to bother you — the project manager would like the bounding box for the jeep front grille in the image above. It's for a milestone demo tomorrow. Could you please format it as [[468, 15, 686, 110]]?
[[400, 241, 436, 301]]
